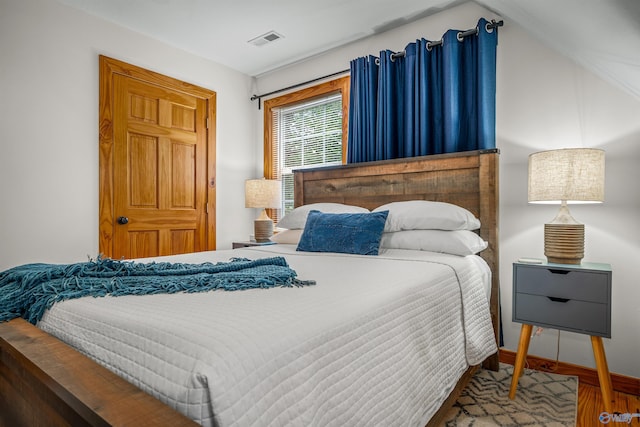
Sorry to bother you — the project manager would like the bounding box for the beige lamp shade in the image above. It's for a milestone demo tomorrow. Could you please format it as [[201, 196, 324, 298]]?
[[528, 148, 605, 265], [245, 179, 282, 242], [245, 179, 282, 209], [528, 148, 605, 204]]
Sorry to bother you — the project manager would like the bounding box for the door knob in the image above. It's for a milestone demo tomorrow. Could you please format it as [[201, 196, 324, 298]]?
[[117, 216, 129, 225]]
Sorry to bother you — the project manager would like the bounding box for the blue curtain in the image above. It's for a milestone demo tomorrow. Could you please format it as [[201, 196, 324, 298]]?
[[347, 18, 498, 163]]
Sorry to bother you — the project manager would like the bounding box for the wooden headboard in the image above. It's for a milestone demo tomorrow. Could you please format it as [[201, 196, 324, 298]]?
[[294, 148, 500, 370]]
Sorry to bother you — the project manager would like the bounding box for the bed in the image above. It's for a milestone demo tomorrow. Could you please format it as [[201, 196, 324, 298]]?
[[0, 149, 500, 427]]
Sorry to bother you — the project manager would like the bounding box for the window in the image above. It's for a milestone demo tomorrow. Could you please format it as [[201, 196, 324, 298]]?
[[264, 76, 349, 222]]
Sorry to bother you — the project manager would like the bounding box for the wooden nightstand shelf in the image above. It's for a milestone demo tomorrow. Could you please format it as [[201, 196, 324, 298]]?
[[232, 241, 277, 249], [509, 261, 614, 413]]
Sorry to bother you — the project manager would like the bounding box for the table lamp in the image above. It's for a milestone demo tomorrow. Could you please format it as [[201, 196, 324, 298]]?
[[528, 148, 605, 265], [245, 179, 282, 242]]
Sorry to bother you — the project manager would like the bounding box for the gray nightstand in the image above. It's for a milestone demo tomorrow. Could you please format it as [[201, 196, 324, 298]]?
[[232, 241, 277, 249], [508, 261, 614, 413]]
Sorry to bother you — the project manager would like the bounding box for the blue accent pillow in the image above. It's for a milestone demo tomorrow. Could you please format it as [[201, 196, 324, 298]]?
[[296, 210, 389, 255]]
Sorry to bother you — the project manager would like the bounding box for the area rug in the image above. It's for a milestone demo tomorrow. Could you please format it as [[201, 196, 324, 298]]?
[[441, 363, 578, 426]]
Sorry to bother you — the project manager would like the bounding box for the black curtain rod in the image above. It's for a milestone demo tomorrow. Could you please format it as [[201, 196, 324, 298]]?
[[389, 19, 503, 60], [250, 69, 349, 109], [249, 19, 503, 108]]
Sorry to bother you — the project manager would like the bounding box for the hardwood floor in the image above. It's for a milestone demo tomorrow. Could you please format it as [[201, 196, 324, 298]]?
[[578, 383, 640, 427]]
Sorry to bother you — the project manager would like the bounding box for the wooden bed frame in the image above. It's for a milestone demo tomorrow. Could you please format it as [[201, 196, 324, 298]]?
[[0, 149, 499, 427]]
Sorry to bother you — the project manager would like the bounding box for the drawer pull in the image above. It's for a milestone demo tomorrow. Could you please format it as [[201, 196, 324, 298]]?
[[547, 296, 570, 303], [548, 269, 570, 275]]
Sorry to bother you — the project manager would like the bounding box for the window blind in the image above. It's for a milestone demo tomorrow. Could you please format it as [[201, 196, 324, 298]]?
[[270, 93, 343, 220]]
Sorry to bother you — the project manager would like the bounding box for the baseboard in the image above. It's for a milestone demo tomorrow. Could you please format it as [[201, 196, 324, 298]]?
[[499, 349, 640, 396]]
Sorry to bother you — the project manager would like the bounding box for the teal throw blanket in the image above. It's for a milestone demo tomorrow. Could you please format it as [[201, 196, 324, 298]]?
[[0, 256, 314, 325]]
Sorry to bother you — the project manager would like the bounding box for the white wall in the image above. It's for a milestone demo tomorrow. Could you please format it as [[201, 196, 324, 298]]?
[[254, 2, 640, 377], [498, 20, 640, 379], [0, 0, 256, 271]]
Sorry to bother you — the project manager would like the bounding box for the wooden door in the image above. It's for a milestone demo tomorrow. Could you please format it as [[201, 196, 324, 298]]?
[[99, 56, 216, 259]]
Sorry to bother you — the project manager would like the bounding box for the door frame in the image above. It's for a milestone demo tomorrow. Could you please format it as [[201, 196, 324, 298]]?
[[99, 55, 216, 257]]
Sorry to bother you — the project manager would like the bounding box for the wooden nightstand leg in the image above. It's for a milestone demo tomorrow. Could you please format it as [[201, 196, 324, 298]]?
[[509, 324, 533, 400], [591, 336, 614, 414]]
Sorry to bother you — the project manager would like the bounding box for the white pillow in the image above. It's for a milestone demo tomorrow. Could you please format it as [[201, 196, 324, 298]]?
[[276, 203, 369, 230], [270, 229, 303, 244], [380, 229, 488, 256], [373, 200, 480, 231]]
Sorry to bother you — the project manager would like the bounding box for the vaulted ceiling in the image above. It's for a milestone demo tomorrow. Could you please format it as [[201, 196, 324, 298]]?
[[56, 0, 640, 100]]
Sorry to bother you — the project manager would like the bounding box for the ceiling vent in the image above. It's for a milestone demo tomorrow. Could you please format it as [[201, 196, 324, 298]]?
[[248, 31, 284, 47]]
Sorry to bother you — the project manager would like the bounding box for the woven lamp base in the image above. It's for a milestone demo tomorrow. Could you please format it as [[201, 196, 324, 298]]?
[[254, 218, 274, 243], [544, 223, 584, 265]]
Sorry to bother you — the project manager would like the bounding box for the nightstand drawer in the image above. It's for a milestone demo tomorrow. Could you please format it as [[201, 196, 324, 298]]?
[[233, 242, 255, 249], [514, 293, 609, 337], [514, 265, 609, 303], [232, 241, 277, 249]]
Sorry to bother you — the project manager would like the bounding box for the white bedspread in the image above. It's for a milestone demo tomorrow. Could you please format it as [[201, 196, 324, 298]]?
[[38, 246, 497, 427]]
